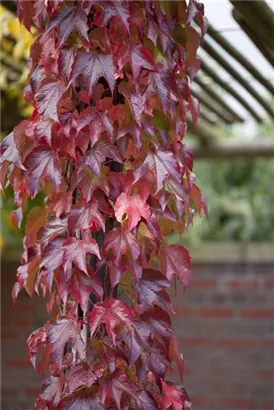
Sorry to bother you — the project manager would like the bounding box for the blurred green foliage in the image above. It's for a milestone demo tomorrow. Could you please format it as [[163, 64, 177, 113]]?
[[189, 156, 274, 243]]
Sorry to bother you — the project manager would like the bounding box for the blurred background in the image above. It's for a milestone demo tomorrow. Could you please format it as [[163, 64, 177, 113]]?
[[1, 1, 274, 410]]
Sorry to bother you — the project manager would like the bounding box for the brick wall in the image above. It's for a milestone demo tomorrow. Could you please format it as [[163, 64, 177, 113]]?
[[173, 262, 274, 410], [1, 258, 274, 410]]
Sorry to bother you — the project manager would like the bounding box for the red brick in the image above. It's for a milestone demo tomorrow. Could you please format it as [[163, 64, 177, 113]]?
[[199, 307, 234, 318], [5, 359, 28, 368], [262, 402, 274, 410], [217, 339, 274, 349], [179, 337, 210, 347], [220, 398, 255, 409], [175, 307, 192, 317], [226, 279, 259, 289], [241, 309, 274, 319], [1, 331, 18, 340], [266, 279, 274, 289], [25, 387, 40, 397], [190, 279, 217, 289]]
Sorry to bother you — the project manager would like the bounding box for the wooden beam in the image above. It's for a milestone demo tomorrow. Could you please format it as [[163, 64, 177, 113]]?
[[207, 23, 274, 96], [194, 76, 245, 122], [230, 0, 274, 51], [187, 119, 220, 146], [199, 110, 217, 126], [192, 139, 274, 159], [232, 9, 274, 67], [201, 60, 263, 122], [191, 89, 234, 124], [202, 38, 274, 119]]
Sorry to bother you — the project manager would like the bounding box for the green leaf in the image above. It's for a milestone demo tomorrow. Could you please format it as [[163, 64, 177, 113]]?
[[172, 24, 188, 46]]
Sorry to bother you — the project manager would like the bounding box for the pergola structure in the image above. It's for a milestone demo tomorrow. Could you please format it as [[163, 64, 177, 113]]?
[[1, 0, 274, 159]]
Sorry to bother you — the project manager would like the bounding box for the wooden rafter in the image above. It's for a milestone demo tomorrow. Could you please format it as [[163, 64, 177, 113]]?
[[192, 139, 274, 159], [200, 60, 263, 122], [207, 23, 274, 96], [191, 88, 234, 124], [194, 76, 244, 122], [232, 9, 274, 67], [202, 38, 274, 119]]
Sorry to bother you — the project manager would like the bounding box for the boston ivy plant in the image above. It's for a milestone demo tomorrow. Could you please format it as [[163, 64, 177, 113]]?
[[0, 1, 207, 408]]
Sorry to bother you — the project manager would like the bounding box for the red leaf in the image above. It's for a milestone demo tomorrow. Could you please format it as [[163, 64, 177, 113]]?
[[25, 206, 48, 247], [104, 227, 140, 265], [114, 193, 151, 232], [71, 50, 115, 96], [39, 375, 64, 407], [95, 0, 130, 32], [59, 265, 103, 309], [131, 45, 158, 79], [24, 147, 62, 197], [159, 245, 192, 287], [68, 201, 105, 234], [57, 389, 104, 410], [46, 5, 89, 48], [35, 80, 66, 122], [134, 147, 181, 193], [17, 0, 35, 31], [68, 362, 105, 392], [100, 368, 136, 410], [62, 233, 101, 275], [161, 380, 185, 410], [47, 316, 85, 369], [89, 298, 134, 345], [77, 141, 122, 177], [134, 269, 173, 313]]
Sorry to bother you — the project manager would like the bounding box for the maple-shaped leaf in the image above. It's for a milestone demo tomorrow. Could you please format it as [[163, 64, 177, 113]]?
[[131, 45, 158, 79], [100, 368, 136, 410], [134, 390, 159, 410], [24, 146, 62, 197], [76, 168, 109, 203], [25, 206, 48, 247], [119, 82, 152, 126], [77, 141, 122, 177], [38, 215, 68, 245], [62, 233, 101, 275], [117, 320, 150, 366], [40, 237, 66, 289], [46, 191, 72, 218], [161, 380, 185, 410], [92, 0, 130, 32], [39, 375, 64, 407], [47, 316, 85, 369], [169, 334, 184, 382], [70, 50, 115, 96], [191, 183, 208, 216], [0, 131, 25, 171], [35, 80, 66, 122], [104, 227, 140, 265], [134, 147, 181, 193], [58, 389, 104, 410], [89, 297, 134, 345], [142, 306, 172, 348], [67, 362, 104, 392], [76, 107, 114, 147], [17, 0, 35, 31], [159, 245, 192, 287], [114, 193, 151, 232], [68, 201, 105, 234], [47, 0, 63, 16], [46, 4, 89, 48], [133, 269, 173, 313], [59, 266, 103, 309]]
